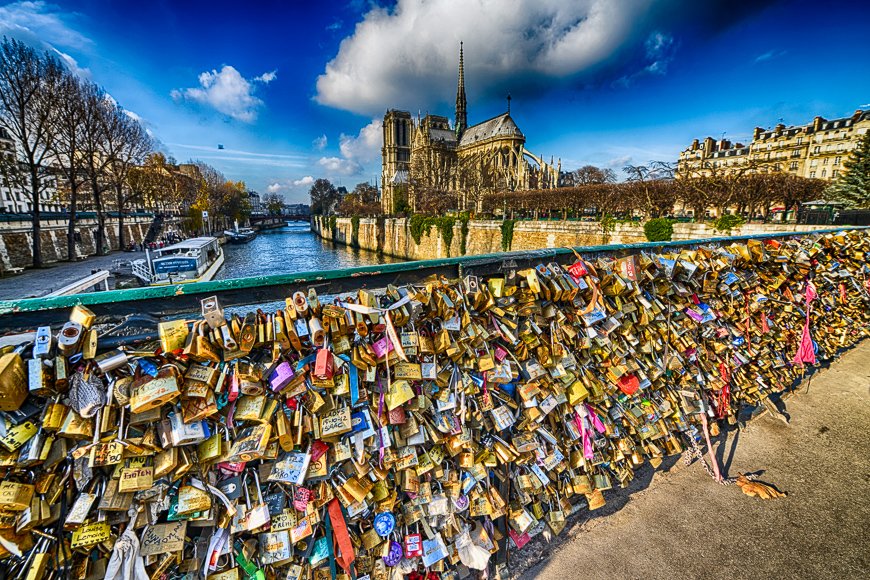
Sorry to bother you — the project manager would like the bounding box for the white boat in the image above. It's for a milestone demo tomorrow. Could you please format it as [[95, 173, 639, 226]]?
[[131, 237, 224, 286], [223, 227, 257, 244]]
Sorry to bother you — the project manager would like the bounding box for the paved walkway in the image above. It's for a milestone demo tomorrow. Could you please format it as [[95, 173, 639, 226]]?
[[518, 341, 870, 580], [0, 251, 143, 300]]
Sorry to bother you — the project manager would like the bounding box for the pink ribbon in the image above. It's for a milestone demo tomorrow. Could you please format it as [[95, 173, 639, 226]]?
[[792, 281, 817, 366]]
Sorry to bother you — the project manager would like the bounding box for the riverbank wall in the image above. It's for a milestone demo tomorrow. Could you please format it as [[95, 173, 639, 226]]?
[[0, 214, 160, 274], [311, 216, 833, 261]]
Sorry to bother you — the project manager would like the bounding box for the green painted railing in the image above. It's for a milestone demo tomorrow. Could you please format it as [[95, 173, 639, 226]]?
[[0, 226, 864, 332]]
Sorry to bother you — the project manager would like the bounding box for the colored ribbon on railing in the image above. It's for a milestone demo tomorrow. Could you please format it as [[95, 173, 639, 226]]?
[[793, 280, 817, 366], [326, 498, 355, 579]]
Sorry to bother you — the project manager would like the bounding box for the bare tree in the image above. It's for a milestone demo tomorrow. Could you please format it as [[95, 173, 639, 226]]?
[[104, 107, 152, 248], [48, 71, 88, 261], [79, 82, 115, 255], [574, 165, 617, 185], [0, 37, 63, 267]]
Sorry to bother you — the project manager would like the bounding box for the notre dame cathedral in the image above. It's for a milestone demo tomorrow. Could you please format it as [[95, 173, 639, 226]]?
[[381, 43, 561, 214]]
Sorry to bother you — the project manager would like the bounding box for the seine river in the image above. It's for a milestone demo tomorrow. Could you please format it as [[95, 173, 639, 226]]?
[[216, 221, 399, 280]]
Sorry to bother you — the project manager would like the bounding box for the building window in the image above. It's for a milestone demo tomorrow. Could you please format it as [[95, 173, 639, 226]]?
[[821, 169, 826, 178], [797, 137, 803, 145], [823, 158, 828, 165], [790, 161, 799, 170], [813, 146, 820, 154], [791, 150, 801, 158], [834, 156, 841, 165], [810, 159, 818, 167], [833, 169, 839, 178], [810, 171, 816, 178]]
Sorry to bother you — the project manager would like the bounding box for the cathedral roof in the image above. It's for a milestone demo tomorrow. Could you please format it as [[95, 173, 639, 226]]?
[[428, 127, 458, 144], [459, 113, 524, 146]]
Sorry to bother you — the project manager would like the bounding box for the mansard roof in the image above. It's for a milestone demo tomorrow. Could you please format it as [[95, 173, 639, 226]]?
[[459, 113, 524, 147]]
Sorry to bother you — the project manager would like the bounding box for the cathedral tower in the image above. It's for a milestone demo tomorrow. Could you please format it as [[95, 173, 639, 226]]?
[[455, 42, 467, 139]]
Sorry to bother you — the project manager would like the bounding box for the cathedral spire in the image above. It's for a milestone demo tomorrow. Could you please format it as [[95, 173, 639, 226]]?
[[455, 41, 467, 138]]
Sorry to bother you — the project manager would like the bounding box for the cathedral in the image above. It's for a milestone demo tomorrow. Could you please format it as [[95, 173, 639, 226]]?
[[380, 43, 561, 214]]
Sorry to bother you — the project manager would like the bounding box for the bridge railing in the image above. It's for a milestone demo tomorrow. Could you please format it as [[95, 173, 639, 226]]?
[[0, 226, 863, 333]]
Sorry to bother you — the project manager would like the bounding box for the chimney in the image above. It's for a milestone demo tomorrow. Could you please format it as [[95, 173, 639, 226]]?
[[813, 116, 825, 131], [853, 109, 864, 122], [753, 127, 763, 141], [691, 138, 699, 151], [703, 136, 715, 154], [775, 123, 785, 134]]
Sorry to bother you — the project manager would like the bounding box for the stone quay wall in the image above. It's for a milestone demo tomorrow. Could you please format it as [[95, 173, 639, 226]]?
[[311, 216, 833, 261], [0, 214, 156, 274]]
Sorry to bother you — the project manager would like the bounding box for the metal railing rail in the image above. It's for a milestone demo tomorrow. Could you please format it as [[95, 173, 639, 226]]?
[[0, 226, 864, 332]]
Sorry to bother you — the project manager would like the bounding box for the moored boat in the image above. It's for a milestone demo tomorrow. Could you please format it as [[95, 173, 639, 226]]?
[[131, 237, 224, 286], [223, 227, 257, 244]]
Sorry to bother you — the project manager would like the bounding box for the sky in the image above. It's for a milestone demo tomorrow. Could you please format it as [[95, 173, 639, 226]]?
[[1, 0, 868, 203]]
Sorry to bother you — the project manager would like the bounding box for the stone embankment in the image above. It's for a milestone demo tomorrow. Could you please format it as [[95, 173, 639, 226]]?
[[312, 216, 832, 261], [0, 214, 181, 274]]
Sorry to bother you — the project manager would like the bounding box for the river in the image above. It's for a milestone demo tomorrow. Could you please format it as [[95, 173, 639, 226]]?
[[216, 222, 398, 280], [0, 222, 398, 300]]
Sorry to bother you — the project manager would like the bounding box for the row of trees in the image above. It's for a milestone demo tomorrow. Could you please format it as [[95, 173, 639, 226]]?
[[481, 169, 827, 220], [309, 179, 380, 216], [0, 36, 255, 267], [0, 37, 154, 265]]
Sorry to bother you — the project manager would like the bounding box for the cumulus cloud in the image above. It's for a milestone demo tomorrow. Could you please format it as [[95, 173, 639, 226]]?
[[254, 70, 277, 83], [319, 156, 364, 176], [171, 65, 276, 122], [315, 0, 776, 115], [293, 176, 315, 187], [313, 135, 328, 150], [316, 0, 661, 114], [339, 119, 382, 163]]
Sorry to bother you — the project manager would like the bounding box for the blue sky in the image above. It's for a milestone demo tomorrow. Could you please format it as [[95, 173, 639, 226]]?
[[2, 0, 868, 203]]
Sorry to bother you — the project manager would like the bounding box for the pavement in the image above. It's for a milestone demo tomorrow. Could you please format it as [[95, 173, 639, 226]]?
[[517, 341, 870, 580], [0, 251, 140, 300]]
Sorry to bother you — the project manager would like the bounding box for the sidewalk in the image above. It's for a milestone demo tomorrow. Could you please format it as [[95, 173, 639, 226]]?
[[518, 341, 870, 580], [0, 251, 142, 300]]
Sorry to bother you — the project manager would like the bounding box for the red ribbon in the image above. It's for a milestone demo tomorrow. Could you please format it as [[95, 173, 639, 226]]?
[[328, 498, 355, 574]]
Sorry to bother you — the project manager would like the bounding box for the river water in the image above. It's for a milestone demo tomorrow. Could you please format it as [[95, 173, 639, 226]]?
[[216, 222, 398, 280], [0, 222, 395, 300]]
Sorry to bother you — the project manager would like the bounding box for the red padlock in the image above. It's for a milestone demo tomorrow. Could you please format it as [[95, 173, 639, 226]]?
[[314, 348, 334, 379], [404, 532, 423, 558]]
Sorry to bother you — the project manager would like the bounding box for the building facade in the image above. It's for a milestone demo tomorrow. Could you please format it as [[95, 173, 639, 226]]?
[[677, 109, 870, 181], [0, 127, 62, 214], [381, 44, 560, 213]]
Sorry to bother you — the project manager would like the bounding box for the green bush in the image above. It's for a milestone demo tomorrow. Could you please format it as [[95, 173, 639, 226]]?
[[350, 215, 360, 248], [643, 218, 674, 242], [408, 214, 457, 256], [501, 219, 516, 251], [712, 214, 746, 233], [458, 212, 471, 256]]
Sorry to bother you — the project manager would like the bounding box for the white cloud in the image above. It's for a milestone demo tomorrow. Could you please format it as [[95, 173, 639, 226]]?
[[605, 155, 633, 169], [254, 70, 277, 83], [339, 119, 382, 162], [51, 47, 90, 78], [612, 30, 674, 87], [313, 135, 328, 150], [0, 1, 93, 50], [267, 182, 283, 193], [754, 49, 786, 63], [293, 176, 315, 187], [319, 156, 364, 175], [171, 65, 275, 122], [316, 0, 658, 115]]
